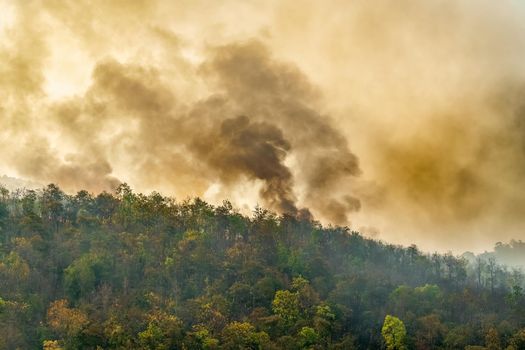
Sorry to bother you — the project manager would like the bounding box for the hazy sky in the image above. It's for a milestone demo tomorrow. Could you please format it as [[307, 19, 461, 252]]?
[[1, 0, 525, 253]]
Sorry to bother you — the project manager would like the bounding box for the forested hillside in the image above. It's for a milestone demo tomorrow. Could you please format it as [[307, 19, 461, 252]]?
[[1, 184, 525, 349]]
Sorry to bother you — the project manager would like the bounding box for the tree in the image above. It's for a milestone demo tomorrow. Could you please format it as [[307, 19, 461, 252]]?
[[508, 329, 525, 350], [299, 326, 319, 348], [475, 257, 486, 288], [41, 184, 65, 233], [46, 299, 89, 348], [64, 253, 111, 300], [484, 327, 500, 350], [0, 197, 8, 244], [313, 304, 336, 340], [272, 290, 300, 326], [382, 315, 407, 350], [487, 258, 498, 294], [184, 325, 219, 349], [292, 275, 320, 311], [415, 314, 446, 349], [137, 310, 184, 350], [0, 251, 30, 294], [221, 321, 269, 350], [43, 340, 63, 350]]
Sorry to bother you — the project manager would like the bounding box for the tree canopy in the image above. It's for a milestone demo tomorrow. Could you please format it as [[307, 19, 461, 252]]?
[[0, 184, 524, 349]]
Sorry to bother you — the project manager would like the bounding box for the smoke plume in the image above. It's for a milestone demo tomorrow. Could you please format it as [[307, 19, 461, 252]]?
[[2, 0, 525, 251]]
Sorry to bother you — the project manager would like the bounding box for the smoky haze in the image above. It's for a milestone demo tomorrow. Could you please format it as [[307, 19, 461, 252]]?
[[1, 0, 525, 252]]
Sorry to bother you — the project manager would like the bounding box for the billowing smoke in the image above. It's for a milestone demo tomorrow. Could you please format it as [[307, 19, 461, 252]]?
[[0, 3, 360, 220], [2, 0, 525, 251], [192, 115, 297, 214]]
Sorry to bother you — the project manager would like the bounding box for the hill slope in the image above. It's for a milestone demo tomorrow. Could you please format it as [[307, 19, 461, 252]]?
[[1, 184, 525, 349]]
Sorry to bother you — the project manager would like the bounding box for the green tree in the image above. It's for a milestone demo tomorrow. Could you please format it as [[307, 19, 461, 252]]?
[[299, 326, 319, 348], [184, 325, 219, 349], [41, 184, 65, 233], [313, 304, 336, 343], [138, 311, 183, 350], [221, 321, 269, 350], [382, 315, 407, 350], [64, 254, 111, 300], [0, 197, 8, 244], [272, 290, 300, 326]]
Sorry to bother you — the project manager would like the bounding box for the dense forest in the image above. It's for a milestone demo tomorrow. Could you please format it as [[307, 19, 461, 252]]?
[[1, 184, 525, 349]]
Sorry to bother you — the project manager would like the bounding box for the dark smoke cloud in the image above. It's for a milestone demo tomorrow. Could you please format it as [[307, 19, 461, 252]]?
[[91, 41, 361, 218], [192, 115, 298, 214], [200, 41, 362, 221], [3, 29, 360, 219]]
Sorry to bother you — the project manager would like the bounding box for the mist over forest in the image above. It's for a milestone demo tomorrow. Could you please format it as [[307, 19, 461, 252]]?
[[463, 241, 525, 270]]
